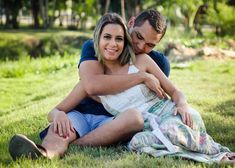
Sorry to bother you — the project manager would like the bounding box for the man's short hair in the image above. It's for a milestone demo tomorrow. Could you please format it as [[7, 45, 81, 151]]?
[[134, 9, 167, 40]]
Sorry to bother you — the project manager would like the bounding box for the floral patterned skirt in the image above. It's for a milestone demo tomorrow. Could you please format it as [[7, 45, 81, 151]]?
[[128, 99, 230, 164]]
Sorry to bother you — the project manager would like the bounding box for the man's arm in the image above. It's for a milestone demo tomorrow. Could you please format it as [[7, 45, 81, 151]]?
[[79, 60, 165, 98], [80, 60, 143, 95], [48, 83, 87, 122], [47, 82, 88, 137]]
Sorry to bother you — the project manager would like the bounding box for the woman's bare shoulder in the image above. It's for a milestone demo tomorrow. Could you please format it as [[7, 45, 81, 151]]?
[[136, 54, 154, 65], [134, 54, 150, 71]]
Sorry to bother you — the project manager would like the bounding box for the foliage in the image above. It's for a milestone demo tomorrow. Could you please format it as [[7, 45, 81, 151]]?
[[207, 2, 235, 36], [0, 0, 234, 36], [0, 37, 27, 60], [0, 30, 91, 61]]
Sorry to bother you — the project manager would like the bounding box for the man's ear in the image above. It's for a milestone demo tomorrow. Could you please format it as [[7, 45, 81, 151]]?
[[127, 17, 136, 28]]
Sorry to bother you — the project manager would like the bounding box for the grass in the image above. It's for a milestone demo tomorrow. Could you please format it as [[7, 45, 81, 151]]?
[[0, 55, 235, 167]]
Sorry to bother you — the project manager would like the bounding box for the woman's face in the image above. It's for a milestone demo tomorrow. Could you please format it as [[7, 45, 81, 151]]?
[[99, 23, 125, 63]]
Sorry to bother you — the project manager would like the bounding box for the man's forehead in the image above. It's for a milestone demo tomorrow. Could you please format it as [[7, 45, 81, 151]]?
[[136, 29, 160, 45]]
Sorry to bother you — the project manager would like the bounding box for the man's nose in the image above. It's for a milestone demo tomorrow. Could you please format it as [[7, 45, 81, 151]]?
[[138, 41, 145, 51]]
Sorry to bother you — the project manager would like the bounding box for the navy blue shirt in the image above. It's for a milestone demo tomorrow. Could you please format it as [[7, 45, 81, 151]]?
[[75, 39, 170, 116]]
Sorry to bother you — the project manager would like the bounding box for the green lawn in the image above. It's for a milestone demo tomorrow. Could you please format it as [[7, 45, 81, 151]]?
[[0, 56, 235, 167]]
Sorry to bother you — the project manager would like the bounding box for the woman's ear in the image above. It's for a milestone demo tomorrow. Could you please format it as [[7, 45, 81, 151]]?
[[127, 17, 136, 29]]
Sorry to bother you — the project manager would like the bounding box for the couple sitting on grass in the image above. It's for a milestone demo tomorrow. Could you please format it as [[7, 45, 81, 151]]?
[[9, 10, 235, 164]]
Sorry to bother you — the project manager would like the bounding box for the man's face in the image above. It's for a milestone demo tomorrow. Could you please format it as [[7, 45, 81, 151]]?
[[129, 20, 163, 54]]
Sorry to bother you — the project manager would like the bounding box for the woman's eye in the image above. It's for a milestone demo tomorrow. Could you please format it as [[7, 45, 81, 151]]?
[[104, 35, 111, 39], [116, 38, 123, 42]]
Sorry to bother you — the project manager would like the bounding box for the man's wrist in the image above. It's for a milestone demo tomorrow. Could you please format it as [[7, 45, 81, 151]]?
[[138, 71, 147, 83]]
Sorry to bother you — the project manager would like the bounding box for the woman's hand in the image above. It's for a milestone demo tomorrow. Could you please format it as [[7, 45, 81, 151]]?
[[52, 110, 75, 138], [173, 104, 193, 128]]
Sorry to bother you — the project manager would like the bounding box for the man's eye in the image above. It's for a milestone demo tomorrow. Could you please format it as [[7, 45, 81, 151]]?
[[148, 44, 155, 48], [136, 33, 143, 40]]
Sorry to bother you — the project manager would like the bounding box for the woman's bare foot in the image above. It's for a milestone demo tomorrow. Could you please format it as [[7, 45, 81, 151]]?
[[220, 153, 235, 164]]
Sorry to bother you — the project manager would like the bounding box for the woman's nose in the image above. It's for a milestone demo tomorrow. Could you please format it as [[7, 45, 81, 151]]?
[[109, 38, 117, 46]]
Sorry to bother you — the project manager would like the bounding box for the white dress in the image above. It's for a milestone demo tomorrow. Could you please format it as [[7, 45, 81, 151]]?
[[99, 64, 230, 164]]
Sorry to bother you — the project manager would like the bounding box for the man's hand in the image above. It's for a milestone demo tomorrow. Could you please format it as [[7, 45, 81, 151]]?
[[52, 110, 75, 138], [173, 104, 193, 128], [142, 72, 167, 99]]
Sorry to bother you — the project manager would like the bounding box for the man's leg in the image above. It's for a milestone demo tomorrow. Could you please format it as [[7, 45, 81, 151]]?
[[73, 109, 144, 146]]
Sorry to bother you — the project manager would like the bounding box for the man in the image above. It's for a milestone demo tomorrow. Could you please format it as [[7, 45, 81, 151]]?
[[9, 9, 169, 160]]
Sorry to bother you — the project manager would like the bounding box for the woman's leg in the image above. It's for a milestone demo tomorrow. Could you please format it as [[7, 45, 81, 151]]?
[[41, 124, 77, 158], [160, 106, 225, 155], [73, 108, 144, 146]]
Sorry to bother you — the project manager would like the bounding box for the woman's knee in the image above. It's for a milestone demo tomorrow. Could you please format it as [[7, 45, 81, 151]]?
[[122, 109, 144, 130]]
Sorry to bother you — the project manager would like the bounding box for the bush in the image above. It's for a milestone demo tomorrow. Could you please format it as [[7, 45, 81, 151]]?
[[0, 37, 28, 60], [0, 32, 90, 61], [207, 2, 235, 36]]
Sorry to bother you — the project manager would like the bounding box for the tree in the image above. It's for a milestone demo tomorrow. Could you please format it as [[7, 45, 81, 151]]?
[[193, 3, 208, 36], [207, 0, 235, 35], [31, 0, 40, 28], [2, 0, 23, 28]]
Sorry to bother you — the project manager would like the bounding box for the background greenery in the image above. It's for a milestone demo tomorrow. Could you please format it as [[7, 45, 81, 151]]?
[[1, 0, 235, 33]]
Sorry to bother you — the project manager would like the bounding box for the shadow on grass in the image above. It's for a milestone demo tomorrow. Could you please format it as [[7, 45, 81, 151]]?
[[1, 90, 55, 117], [212, 99, 235, 117], [202, 98, 235, 151]]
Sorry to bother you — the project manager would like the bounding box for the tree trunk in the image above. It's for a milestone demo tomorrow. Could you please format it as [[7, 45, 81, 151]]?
[[39, 0, 49, 29], [11, 9, 19, 28], [31, 0, 40, 28], [58, 9, 63, 27], [126, 0, 142, 20], [213, 0, 221, 35], [121, 0, 125, 21], [104, 0, 110, 14], [5, 6, 11, 28], [50, 0, 57, 27]]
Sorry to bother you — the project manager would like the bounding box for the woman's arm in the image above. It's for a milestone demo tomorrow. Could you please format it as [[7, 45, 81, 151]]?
[[135, 54, 193, 128], [47, 82, 88, 137]]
